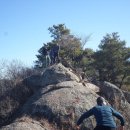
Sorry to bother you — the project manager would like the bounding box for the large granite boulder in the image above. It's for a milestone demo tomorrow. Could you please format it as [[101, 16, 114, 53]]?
[[23, 63, 80, 92], [1, 121, 45, 130], [0, 117, 54, 130], [1, 64, 130, 130], [20, 81, 98, 130]]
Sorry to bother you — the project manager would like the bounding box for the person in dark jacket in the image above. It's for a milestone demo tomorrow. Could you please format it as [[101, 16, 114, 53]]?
[[50, 43, 60, 64], [76, 97, 125, 130]]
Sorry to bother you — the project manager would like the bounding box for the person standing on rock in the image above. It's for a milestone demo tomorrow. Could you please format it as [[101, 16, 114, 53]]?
[[76, 96, 125, 130], [42, 45, 51, 67], [50, 43, 60, 64]]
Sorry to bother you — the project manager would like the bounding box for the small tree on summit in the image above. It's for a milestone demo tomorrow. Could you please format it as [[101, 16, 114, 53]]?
[[35, 24, 86, 69], [48, 24, 70, 41], [35, 24, 71, 68]]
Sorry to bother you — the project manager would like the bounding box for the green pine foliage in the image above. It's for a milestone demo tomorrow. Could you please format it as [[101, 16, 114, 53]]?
[[35, 24, 130, 90], [93, 32, 130, 88]]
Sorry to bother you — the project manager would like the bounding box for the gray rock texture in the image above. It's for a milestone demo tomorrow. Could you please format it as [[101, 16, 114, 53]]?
[[1, 64, 130, 130], [98, 81, 130, 128], [123, 90, 130, 104]]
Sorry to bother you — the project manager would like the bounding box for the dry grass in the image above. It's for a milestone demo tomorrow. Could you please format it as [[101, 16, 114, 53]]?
[[0, 81, 33, 127]]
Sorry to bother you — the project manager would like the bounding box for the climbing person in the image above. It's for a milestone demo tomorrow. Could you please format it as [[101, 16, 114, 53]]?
[[76, 96, 125, 130]]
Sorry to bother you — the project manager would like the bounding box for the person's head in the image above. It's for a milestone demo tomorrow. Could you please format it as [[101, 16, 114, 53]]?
[[96, 96, 106, 105]]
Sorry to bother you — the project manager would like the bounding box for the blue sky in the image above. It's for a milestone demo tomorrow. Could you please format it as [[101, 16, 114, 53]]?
[[0, 0, 130, 66]]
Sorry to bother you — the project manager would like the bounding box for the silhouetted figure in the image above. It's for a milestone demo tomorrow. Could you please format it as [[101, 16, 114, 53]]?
[[50, 43, 60, 64]]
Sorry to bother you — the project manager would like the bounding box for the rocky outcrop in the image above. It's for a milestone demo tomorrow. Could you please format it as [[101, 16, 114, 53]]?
[[98, 81, 130, 128], [20, 81, 97, 130], [1, 64, 130, 130], [23, 63, 80, 92], [123, 90, 130, 104], [1, 121, 45, 130]]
